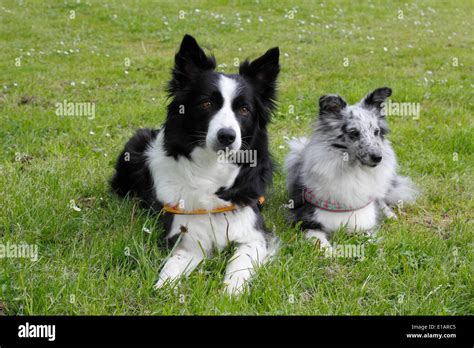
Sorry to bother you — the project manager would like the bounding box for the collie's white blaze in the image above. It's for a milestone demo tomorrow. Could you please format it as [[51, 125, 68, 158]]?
[[206, 75, 242, 151]]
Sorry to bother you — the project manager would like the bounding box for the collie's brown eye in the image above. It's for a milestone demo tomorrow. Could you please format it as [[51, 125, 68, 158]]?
[[239, 106, 250, 115], [201, 101, 212, 110], [374, 129, 380, 136]]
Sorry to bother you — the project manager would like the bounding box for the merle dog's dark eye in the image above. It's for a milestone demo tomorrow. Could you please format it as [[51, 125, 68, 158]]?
[[374, 129, 380, 136], [200, 100, 212, 110], [349, 129, 360, 137], [239, 106, 250, 116]]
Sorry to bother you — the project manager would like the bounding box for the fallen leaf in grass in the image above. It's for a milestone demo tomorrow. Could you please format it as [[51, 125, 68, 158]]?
[[18, 95, 36, 105], [14, 153, 33, 163], [300, 290, 313, 303], [77, 197, 96, 208], [69, 200, 81, 212]]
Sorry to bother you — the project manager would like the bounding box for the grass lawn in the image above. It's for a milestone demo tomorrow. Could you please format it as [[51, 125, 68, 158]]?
[[0, 0, 472, 315]]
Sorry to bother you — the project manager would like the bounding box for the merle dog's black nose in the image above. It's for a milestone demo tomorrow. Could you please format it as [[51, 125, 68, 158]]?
[[370, 154, 382, 163], [217, 128, 236, 146]]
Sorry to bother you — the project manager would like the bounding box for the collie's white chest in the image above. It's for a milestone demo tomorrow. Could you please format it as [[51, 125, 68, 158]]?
[[146, 131, 240, 212]]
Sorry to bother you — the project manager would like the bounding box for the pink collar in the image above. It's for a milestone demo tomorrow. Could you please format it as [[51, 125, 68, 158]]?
[[303, 188, 374, 213]]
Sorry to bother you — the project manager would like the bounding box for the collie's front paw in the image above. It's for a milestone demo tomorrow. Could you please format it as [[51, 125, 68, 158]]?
[[223, 276, 249, 297], [153, 278, 167, 290], [153, 276, 179, 291]]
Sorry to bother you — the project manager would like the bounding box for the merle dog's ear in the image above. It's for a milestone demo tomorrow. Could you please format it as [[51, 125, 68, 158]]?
[[319, 94, 347, 115], [361, 87, 392, 113], [239, 47, 280, 106], [168, 34, 216, 94]]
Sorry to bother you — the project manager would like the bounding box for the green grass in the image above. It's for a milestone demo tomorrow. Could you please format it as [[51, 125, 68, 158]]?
[[0, 0, 473, 315]]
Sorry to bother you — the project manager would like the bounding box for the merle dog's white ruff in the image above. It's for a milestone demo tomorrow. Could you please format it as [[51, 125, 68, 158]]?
[[285, 88, 418, 248]]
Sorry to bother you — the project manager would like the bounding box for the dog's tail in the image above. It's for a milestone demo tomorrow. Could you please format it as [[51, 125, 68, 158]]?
[[284, 137, 309, 190], [384, 175, 419, 207], [284, 137, 309, 172]]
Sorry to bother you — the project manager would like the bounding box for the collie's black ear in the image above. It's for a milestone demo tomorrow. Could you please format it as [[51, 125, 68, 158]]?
[[239, 47, 280, 105], [168, 35, 216, 94], [319, 94, 347, 115], [175, 34, 216, 72], [361, 87, 392, 112]]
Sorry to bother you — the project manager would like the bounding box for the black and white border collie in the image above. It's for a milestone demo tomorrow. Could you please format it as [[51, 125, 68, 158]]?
[[285, 88, 418, 249], [111, 35, 280, 295]]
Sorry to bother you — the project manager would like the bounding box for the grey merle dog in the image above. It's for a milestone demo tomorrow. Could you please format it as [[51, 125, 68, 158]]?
[[285, 88, 418, 248]]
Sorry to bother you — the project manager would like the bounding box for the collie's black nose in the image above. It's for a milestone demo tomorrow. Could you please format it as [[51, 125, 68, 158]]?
[[370, 154, 382, 163], [217, 128, 236, 146]]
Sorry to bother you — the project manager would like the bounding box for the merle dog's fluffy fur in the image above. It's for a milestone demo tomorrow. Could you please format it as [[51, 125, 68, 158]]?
[[111, 35, 280, 295], [285, 88, 418, 248]]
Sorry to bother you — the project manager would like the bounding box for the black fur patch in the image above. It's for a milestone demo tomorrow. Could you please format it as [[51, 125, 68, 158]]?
[[215, 131, 274, 206], [362, 87, 392, 112], [286, 160, 325, 233], [110, 128, 160, 210], [319, 94, 347, 115], [331, 143, 348, 149]]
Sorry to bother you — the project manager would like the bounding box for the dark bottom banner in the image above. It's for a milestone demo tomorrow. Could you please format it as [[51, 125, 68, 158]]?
[[0, 316, 472, 346]]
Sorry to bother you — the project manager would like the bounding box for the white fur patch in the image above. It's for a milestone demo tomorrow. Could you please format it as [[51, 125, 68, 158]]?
[[305, 230, 332, 249], [206, 76, 242, 151], [147, 131, 239, 212], [314, 202, 377, 232], [300, 137, 396, 213]]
